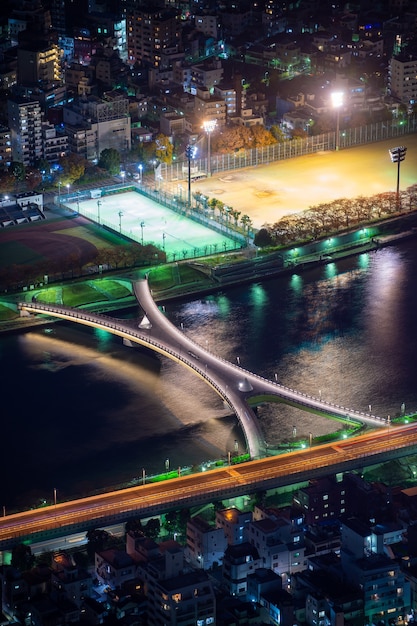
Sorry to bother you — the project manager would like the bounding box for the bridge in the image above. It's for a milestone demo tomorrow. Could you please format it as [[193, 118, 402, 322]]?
[[1, 423, 417, 550], [19, 278, 387, 459]]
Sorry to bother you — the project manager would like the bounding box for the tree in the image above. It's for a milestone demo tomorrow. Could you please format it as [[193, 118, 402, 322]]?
[[152, 133, 174, 164], [58, 153, 87, 184], [86, 528, 111, 559], [34, 158, 51, 175], [98, 148, 121, 175], [125, 518, 144, 534], [250, 124, 276, 147], [9, 161, 25, 182], [25, 167, 42, 190], [0, 172, 15, 193], [270, 124, 285, 142], [254, 227, 273, 247], [144, 518, 160, 540], [12, 543, 35, 571]]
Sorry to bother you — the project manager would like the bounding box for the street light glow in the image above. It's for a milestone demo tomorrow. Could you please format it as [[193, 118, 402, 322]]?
[[202, 119, 217, 177], [331, 91, 344, 109], [331, 91, 344, 151]]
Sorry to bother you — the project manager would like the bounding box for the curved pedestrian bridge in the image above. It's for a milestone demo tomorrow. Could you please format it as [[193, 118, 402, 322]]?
[[19, 278, 387, 459]]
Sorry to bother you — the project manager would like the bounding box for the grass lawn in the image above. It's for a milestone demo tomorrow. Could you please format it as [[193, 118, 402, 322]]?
[[0, 303, 18, 320], [94, 279, 131, 298], [62, 283, 107, 306], [36, 288, 60, 304], [148, 264, 212, 291]]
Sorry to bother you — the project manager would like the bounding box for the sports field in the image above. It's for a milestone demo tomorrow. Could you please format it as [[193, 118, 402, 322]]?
[[75, 191, 238, 261], [191, 134, 417, 229]]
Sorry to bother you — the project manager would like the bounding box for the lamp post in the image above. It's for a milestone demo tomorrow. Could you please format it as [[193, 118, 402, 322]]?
[[140, 221, 145, 246], [138, 163, 143, 184], [58, 181, 62, 206], [97, 199, 102, 224], [202, 119, 217, 177], [118, 210, 123, 233], [185, 144, 197, 207], [389, 145, 407, 209], [331, 91, 344, 151]]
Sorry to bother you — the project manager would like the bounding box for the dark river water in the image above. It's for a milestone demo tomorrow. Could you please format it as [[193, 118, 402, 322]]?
[[2, 240, 417, 513]]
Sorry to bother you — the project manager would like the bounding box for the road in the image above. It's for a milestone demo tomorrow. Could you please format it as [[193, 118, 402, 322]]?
[[0, 422, 416, 548]]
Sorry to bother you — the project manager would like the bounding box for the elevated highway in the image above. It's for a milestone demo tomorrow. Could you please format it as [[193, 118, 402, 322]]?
[[19, 278, 388, 460], [0, 423, 417, 550]]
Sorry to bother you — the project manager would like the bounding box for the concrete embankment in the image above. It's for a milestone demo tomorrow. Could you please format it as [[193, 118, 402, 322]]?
[[1, 223, 417, 335]]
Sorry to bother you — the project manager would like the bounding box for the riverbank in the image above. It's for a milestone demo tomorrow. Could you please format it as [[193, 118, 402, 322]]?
[[1, 221, 417, 335]]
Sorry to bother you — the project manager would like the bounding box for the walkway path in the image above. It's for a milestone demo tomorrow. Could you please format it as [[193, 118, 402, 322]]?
[[19, 279, 388, 459]]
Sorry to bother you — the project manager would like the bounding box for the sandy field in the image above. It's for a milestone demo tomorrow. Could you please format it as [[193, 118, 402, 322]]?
[[192, 134, 417, 229]]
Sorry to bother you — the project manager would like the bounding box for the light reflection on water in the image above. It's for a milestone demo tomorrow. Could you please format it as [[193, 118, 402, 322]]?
[[2, 241, 417, 510]]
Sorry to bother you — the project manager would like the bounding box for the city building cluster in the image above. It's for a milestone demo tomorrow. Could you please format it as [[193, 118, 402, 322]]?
[[0, 0, 415, 173], [4, 470, 417, 625]]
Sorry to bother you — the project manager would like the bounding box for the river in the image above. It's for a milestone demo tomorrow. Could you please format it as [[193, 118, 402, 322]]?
[[2, 240, 417, 513]]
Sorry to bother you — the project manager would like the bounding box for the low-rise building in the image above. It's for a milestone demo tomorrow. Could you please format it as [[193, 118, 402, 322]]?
[[186, 515, 227, 570]]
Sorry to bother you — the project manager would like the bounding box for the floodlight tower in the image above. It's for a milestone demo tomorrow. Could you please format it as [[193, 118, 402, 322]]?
[[185, 144, 197, 207], [331, 91, 344, 151], [389, 146, 407, 209], [202, 119, 217, 176]]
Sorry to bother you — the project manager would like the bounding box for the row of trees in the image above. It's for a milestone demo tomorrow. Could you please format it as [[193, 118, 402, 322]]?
[[193, 191, 254, 236], [254, 185, 417, 248], [0, 242, 166, 292]]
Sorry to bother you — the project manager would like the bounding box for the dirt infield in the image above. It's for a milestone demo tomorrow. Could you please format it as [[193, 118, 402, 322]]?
[[0, 215, 118, 269]]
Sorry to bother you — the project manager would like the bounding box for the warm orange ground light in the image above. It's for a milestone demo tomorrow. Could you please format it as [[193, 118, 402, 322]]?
[[192, 134, 417, 229]]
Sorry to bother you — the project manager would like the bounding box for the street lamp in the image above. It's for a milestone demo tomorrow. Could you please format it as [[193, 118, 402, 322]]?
[[202, 119, 217, 177], [185, 144, 197, 207], [58, 181, 62, 206], [389, 145, 407, 209], [121, 170, 125, 185], [138, 163, 143, 184], [140, 221, 145, 246], [331, 91, 344, 151], [118, 210, 123, 233], [97, 199, 102, 224]]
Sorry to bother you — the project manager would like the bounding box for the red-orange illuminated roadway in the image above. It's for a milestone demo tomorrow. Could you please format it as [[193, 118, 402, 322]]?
[[1, 423, 417, 549]]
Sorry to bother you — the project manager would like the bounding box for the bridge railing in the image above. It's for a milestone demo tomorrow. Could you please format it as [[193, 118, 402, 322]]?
[[19, 301, 387, 426]]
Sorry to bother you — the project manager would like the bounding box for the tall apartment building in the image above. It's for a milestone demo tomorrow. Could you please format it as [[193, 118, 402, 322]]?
[[17, 40, 62, 88], [126, 6, 181, 68], [341, 518, 411, 626], [8, 97, 42, 166], [0, 125, 12, 172], [127, 532, 217, 626], [8, 0, 52, 45], [63, 94, 131, 160], [389, 53, 417, 108], [194, 87, 226, 127]]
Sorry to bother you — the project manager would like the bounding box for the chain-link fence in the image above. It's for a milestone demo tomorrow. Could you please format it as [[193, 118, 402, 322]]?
[[160, 116, 417, 182]]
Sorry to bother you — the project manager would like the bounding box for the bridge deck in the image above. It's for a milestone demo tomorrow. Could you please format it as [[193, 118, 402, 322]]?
[[19, 278, 387, 460]]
